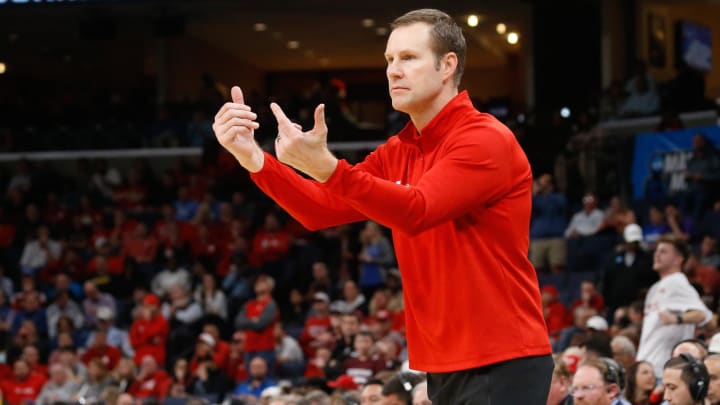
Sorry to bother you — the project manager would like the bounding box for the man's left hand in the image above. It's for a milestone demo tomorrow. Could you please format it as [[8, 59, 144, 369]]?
[[658, 310, 678, 325], [269, 102, 338, 182]]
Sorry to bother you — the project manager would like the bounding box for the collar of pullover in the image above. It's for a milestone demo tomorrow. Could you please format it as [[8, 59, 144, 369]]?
[[397, 90, 474, 149]]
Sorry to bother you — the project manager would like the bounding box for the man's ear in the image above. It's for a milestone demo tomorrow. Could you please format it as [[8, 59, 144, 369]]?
[[607, 383, 619, 397], [442, 52, 458, 83]]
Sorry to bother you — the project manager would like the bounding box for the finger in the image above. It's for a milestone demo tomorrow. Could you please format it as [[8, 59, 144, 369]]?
[[216, 108, 257, 126], [228, 117, 260, 129], [214, 102, 251, 123], [312, 104, 327, 132], [231, 86, 244, 104], [269, 102, 294, 128]]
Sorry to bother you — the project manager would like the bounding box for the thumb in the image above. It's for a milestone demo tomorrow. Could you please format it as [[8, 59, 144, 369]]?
[[231, 86, 244, 104], [312, 104, 326, 132]]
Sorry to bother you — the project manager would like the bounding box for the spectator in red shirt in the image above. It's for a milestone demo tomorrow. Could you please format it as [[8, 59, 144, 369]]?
[[81, 329, 122, 371], [299, 291, 333, 357], [22, 344, 48, 379], [568, 280, 605, 322], [111, 169, 147, 213], [153, 204, 195, 246], [129, 294, 168, 366], [249, 212, 291, 271], [234, 275, 279, 376], [128, 355, 172, 402], [106, 209, 138, 251], [122, 222, 158, 266], [541, 285, 570, 340], [188, 332, 219, 374], [86, 238, 124, 276], [304, 345, 333, 379], [223, 330, 248, 383], [200, 323, 230, 370], [0, 358, 47, 405], [190, 224, 222, 264]]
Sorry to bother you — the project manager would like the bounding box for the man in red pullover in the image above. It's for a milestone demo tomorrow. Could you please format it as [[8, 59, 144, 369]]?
[[213, 8, 552, 403]]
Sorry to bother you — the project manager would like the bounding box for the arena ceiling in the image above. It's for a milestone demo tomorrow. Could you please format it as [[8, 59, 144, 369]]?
[[0, 0, 532, 71]]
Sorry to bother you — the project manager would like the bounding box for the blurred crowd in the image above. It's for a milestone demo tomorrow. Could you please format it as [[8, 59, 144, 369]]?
[[0, 57, 717, 405]]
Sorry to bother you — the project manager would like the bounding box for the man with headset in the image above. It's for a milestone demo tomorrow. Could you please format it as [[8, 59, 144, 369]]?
[[571, 358, 631, 405], [663, 354, 710, 405], [703, 354, 720, 405], [381, 372, 425, 405]]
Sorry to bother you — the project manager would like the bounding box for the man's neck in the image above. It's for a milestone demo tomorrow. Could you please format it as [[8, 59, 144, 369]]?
[[409, 87, 459, 132], [659, 267, 681, 279]]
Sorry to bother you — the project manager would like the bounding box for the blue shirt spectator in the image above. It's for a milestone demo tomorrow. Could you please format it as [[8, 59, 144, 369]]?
[[12, 294, 48, 336], [175, 186, 199, 221], [531, 174, 567, 238], [233, 356, 276, 399]]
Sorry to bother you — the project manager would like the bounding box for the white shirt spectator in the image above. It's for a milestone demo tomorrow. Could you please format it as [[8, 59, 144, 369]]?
[[46, 297, 85, 338], [565, 209, 605, 237], [636, 272, 711, 377], [152, 267, 191, 298], [161, 298, 203, 325], [276, 334, 304, 363], [20, 239, 62, 270], [193, 287, 228, 320]]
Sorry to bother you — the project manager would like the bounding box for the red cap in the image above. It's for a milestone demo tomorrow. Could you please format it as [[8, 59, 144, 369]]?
[[143, 294, 160, 306], [564, 353, 580, 373], [327, 374, 359, 390], [540, 285, 559, 299]]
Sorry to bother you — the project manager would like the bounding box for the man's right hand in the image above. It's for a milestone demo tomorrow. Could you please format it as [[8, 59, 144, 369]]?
[[213, 86, 264, 173]]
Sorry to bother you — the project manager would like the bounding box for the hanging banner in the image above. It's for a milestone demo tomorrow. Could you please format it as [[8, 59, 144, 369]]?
[[631, 126, 720, 200]]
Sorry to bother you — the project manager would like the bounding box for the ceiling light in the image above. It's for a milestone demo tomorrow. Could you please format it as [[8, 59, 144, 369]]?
[[287, 40, 300, 49], [375, 27, 388, 36], [467, 15, 479, 27], [253, 23, 267, 32], [496, 23, 507, 35], [320, 58, 330, 66], [362, 18, 375, 28], [0, 62, 6, 74], [507, 32, 519, 45]]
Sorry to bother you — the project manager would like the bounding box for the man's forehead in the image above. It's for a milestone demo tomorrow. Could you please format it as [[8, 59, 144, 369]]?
[[385, 23, 432, 53], [362, 384, 383, 394], [574, 365, 604, 382], [663, 367, 683, 381]]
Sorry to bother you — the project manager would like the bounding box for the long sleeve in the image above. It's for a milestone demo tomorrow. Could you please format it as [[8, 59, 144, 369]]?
[[254, 300, 278, 329], [234, 303, 251, 330], [321, 122, 522, 236], [173, 302, 203, 324], [250, 153, 370, 230]]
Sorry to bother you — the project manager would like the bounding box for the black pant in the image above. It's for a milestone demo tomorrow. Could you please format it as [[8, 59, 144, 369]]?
[[427, 354, 554, 404]]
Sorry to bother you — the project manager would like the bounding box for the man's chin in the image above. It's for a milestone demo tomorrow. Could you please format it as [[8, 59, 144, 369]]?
[[391, 100, 410, 114]]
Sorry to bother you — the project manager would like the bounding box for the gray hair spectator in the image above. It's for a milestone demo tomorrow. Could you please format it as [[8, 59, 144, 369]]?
[[611, 335, 637, 371]]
